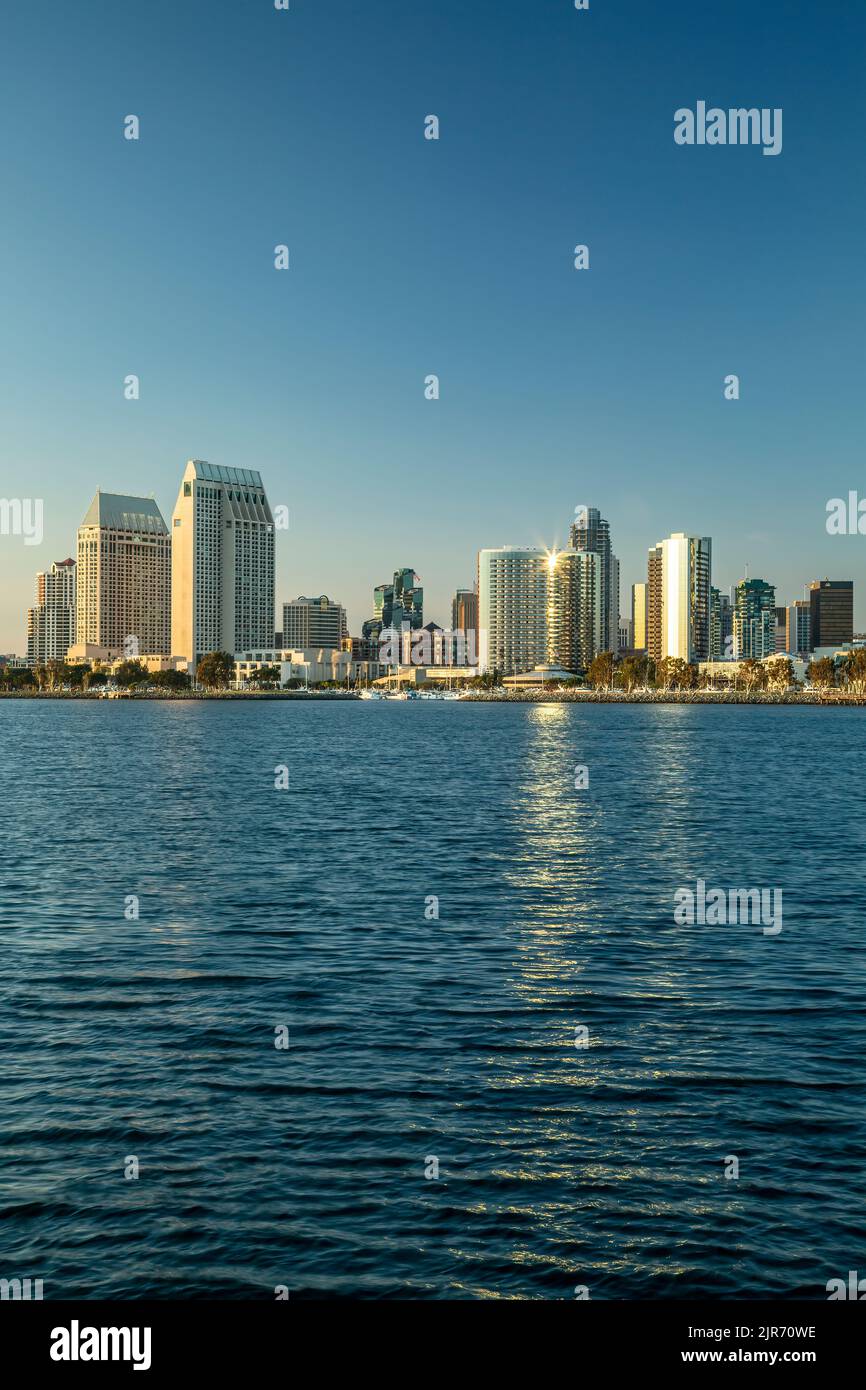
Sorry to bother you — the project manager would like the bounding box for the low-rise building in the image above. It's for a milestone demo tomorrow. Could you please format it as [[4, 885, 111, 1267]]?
[[234, 647, 387, 687]]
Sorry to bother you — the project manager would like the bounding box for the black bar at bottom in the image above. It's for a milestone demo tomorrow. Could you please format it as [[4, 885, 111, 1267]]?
[[2, 1299, 860, 1376]]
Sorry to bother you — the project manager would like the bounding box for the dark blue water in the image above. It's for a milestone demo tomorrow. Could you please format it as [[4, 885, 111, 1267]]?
[[1, 700, 864, 1299]]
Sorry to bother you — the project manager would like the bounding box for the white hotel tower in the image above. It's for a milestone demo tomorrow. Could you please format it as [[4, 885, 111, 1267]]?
[[171, 460, 275, 666]]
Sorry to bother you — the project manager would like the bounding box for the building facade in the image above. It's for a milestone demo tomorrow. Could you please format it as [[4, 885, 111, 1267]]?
[[281, 596, 347, 650], [709, 587, 733, 660], [569, 506, 618, 653], [477, 546, 601, 676], [646, 546, 664, 662], [363, 568, 423, 649], [631, 581, 647, 652], [810, 580, 853, 649], [26, 558, 76, 664], [234, 647, 387, 687], [655, 533, 712, 663], [733, 578, 776, 659], [451, 588, 478, 636], [171, 461, 275, 664], [76, 492, 171, 654], [785, 600, 811, 655]]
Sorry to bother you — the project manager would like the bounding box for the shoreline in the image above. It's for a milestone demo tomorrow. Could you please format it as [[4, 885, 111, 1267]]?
[[1, 689, 864, 706]]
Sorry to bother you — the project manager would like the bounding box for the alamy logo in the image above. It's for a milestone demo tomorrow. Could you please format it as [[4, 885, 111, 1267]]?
[[0, 1276, 43, 1299], [0, 497, 43, 545], [674, 879, 782, 936], [826, 1271, 866, 1300], [674, 102, 783, 156], [50, 1320, 152, 1371], [826, 492, 866, 535]]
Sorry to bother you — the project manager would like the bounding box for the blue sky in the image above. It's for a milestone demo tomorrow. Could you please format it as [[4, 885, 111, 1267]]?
[[1, 0, 864, 649]]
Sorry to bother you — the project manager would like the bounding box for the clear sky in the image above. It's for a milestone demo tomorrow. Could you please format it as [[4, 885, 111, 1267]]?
[[1, 0, 864, 650]]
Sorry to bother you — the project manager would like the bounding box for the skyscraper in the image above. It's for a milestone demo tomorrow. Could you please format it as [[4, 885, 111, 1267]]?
[[388, 568, 423, 631], [647, 533, 711, 664], [282, 595, 347, 650], [477, 546, 600, 675], [569, 507, 617, 653], [76, 492, 171, 654], [660, 533, 712, 663], [363, 568, 423, 646], [26, 558, 76, 664], [809, 580, 854, 649], [171, 461, 275, 664], [631, 581, 647, 652], [451, 588, 478, 635], [785, 600, 811, 655], [733, 578, 776, 659], [709, 587, 733, 660], [646, 545, 663, 662], [609, 554, 620, 653]]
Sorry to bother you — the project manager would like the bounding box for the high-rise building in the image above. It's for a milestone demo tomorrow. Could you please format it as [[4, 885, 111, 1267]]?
[[809, 580, 853, 649], [646, 545, 664, 662], [609, 554, 620, 655], [477, 546, 601, 675], [388, 568, 423, 631], [785, 600, 811, 655], [450, 587, 479, 664], [77, 492, 171, 654], [569, 507, 617, 652], [631, 581, 647, 652], [774, 606, 788, 653], [364, 568, 423, 647], [451, 588, 478, 634], [281, 596, 347, 650], [648, 533, 711, 663], [171, 461, 275, 664], [26, 559, 76, 664], [733, 578, 776, 659], [709, 588, 733, 660]]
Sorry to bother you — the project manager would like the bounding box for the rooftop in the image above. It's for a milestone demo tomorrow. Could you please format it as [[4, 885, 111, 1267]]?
[[187, 460, 264, 488], [81, 491, 168, 534]]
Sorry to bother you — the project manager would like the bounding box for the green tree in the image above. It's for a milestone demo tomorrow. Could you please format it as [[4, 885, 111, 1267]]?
[[841, 648, 866, 694], [0, 665, 34, 691], [738, 658, 766, 692], [656, 657, 694, 691], [617, 657, 641, 692], [765, 656, 795, 691], [196, 651, 235, 689], [114, 659, 149, 688], [807, 656, 837, 689], [245, 664, 281, 688], [150, 669, 191, 690], [467, 668, 503, 691], [587, 651, 616, 690]]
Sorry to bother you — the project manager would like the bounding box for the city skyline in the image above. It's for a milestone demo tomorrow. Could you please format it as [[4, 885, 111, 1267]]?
[[2, 0, 865, 1327], [1, 0, 865, 648], [11, 464, 858, 676]]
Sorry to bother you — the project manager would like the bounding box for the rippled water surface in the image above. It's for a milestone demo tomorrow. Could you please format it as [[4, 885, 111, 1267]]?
[[1, 699, 864, 1299]]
